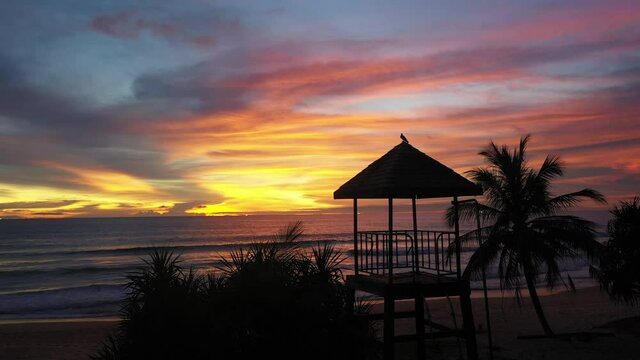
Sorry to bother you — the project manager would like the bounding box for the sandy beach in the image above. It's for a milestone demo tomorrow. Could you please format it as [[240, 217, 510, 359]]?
[[1, 287, 639, 360], [389, 286, 640, 360], [0, 318, 116, 360]]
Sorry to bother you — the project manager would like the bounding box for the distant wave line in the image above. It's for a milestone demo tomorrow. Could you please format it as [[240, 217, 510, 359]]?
[[0, 236, 353, 257]]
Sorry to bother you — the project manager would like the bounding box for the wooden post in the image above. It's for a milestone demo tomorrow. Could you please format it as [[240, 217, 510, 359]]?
[[383, 198, 396, 360], [388, 198, 394, 278], [477, 203, 494, 360], [353, 198, 359, 275], [385, 198, 395, 360], [453, 196, 461, 280], [384, 289, 395, 360], [460, 282, 479, 360], [412, 196, 419, 274], [415, 291, 425, 360]]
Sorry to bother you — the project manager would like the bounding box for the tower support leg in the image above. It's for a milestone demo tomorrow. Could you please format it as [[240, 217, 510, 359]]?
[[383, 290, 395, 360], [415, 291, 426, 360], [460, 283, 478, 360]]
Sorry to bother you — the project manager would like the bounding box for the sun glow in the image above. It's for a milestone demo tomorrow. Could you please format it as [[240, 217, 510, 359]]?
[[191, 170, 342, 215], [0, 182, 173, 218]]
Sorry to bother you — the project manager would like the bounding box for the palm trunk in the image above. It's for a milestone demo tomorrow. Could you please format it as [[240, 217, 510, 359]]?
[[524, 271, 554, 336]]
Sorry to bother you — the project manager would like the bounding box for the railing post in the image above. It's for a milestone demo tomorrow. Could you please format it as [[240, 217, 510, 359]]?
[[435, 233, 440, 277], [388, 198, 394, 279], [412, 196, 419, 273], [353, 198, 359, 275], [453, 196, 461, 280], [375, 232, 380, 273]]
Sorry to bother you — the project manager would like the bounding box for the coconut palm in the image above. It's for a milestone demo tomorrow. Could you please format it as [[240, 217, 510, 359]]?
[[591, 196, 640, 304], [448, 135, 606, 336]]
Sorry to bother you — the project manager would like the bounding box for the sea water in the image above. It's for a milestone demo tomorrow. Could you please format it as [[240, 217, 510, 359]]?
[[0, 214, 601, 321]]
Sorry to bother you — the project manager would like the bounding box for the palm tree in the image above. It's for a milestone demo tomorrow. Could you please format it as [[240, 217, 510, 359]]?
[[591, 196, 640, 304], [449, 135, 606, 336]]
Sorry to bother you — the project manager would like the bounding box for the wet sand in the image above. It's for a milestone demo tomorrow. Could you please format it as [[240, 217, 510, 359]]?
[[0, 319, 116, 360]]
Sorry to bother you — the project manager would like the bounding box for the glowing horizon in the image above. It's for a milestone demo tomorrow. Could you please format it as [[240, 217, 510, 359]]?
[[0, 1, 639, 218]]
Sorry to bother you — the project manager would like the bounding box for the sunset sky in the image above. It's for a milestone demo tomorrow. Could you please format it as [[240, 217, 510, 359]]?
[[0, 0, 639, 218]]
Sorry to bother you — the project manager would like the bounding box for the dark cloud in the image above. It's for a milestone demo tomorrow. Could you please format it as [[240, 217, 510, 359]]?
[[165, 201, 208, 215], [0, 55, 124, 141], [31, 211, 68, 216], [557, 138, 640, 154], [133, 69, 252, 114], [92, 11, 177, 39], [92, 11, 219, 49], [90, 5, 241, 49]]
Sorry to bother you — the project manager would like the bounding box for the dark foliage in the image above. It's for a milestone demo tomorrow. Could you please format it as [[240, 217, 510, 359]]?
[[93, 222, 378, 360], [591, 196, 640, 304]]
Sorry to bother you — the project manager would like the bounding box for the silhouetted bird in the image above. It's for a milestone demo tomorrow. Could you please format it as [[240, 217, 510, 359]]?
[[400, 133, 409, 143]]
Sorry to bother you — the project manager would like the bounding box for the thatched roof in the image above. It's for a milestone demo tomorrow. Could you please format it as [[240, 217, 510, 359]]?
[[334, 142, 482, 199]]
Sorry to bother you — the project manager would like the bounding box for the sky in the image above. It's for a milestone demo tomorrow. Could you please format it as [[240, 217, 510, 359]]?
[[0, 0, 639, 218]]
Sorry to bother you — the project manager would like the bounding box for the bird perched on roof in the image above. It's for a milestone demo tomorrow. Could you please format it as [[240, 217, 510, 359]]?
[[400, 133, 409, 143]]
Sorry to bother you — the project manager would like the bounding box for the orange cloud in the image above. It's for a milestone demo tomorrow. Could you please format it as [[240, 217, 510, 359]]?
[[41, 162, 156, 194]]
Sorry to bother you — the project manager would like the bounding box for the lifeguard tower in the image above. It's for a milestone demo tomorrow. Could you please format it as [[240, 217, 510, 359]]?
[[334, 137, 482, 360]]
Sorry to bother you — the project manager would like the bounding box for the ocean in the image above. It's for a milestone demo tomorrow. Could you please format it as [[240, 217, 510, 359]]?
[[0, 214, 601, 321]]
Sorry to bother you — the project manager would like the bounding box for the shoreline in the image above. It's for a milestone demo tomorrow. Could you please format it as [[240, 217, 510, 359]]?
[[0, 284, 606, 324], [0, 283, 596, 325], [0, 275, 599, 323], [2, 286, 640, 359], [0, 316, 119, 326]]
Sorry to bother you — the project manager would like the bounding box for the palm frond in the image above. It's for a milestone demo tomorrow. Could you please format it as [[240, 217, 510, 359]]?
[[462, 232, 505, 280], [217, 248, 247, 275], [528, 215, 602, 259], [310, 242, 346, 283], [466, 168, 508, 209], [535, 155, 564, 183], [445, 202, 502, 227], [275, 220, 305, 243], [518, 134, 531, 159], [547, 189, 606, 212]]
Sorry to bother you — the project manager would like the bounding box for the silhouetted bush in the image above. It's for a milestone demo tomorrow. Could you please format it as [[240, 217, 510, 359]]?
[[591, 196, 640, 305], [93, 222, 379, 360]]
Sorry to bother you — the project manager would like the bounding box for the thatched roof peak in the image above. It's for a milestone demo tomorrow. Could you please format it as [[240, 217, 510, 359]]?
[[334, 141, 482, 199]]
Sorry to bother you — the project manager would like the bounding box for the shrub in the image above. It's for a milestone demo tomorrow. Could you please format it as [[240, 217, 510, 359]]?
[[94, 222, 378, 360], [591, 196, 640, 304]]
